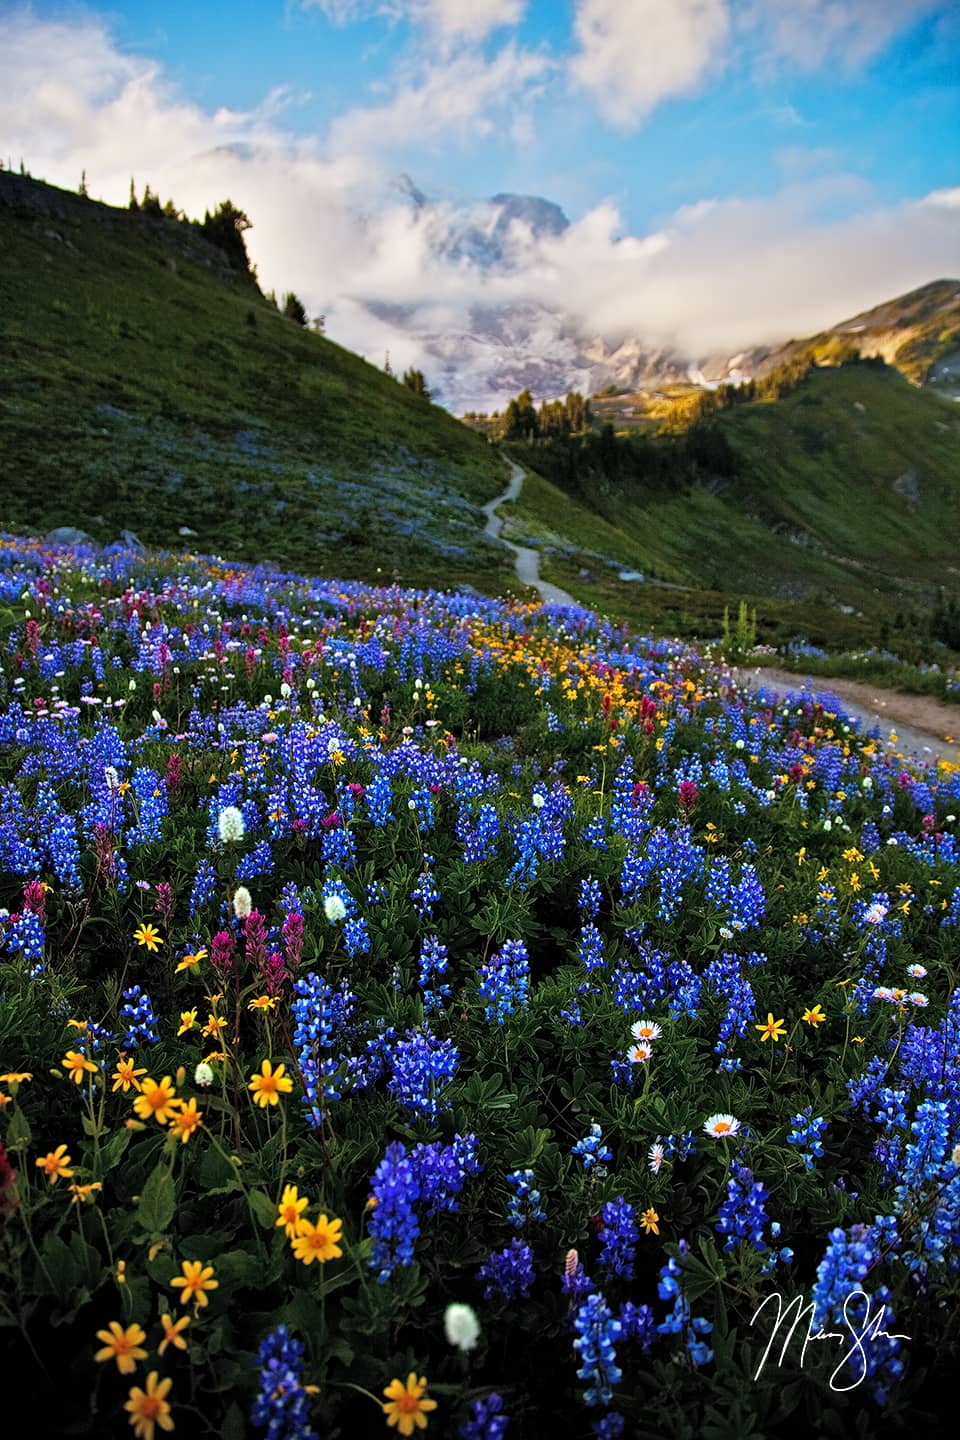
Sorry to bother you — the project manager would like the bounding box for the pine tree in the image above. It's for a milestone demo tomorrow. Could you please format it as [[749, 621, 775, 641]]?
[[282, 292, 308, 326], [401, 368, 430, 400], [78, 169, 89, 198]]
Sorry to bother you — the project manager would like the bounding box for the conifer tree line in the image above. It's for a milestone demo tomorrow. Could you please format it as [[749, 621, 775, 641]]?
[[473, 388, 592, 441]]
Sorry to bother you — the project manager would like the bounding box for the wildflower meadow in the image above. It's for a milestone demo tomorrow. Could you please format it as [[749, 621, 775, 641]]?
[[1, 534, 959, 1437]]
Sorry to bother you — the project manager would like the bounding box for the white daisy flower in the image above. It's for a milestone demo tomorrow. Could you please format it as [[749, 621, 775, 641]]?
[[630, 1019, 662, 1043], [704, 1113, 741, 1139]]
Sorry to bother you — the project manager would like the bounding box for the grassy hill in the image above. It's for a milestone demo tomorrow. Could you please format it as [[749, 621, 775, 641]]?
[[0, 172, 512, 591], [505, 362, 960, 646]]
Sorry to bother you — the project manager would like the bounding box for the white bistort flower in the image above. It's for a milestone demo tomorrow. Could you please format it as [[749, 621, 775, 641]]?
[[194, 1062, 214, 1088], [323, 894, 347, 924], [444, 1303, 480, 1353], [232, 886, 253, 920], [218, 805, 245, 844]]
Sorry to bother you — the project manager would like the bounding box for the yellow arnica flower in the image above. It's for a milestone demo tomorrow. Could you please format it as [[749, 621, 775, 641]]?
[[248, 995, 277, 1012], [124, 1371, 174, 1440], [36, 1144, 74, 1183], [70, 1181, 104, 1205], [171, 1260, 218, 1308], [202, 1014, 227, 1039], [133, 1077, 180, 1125], [802, 1005, 826, 1027], [168, 1098, 203, 1144], [158, 1313, 190, 1356], [62, 1050, 98, 1084], [276, 1184, 309, 1239], [0, 1071, 33, 1085], [248, 1060, 293, 1108], [112, 1056, 148, 1093], [175, 948, 207, 974], [177, 1010, 198, 1037], [133, 923, 162, 952], [640, 1207, 660, 1236], [755, 1013, 787, 1043], [382, 1372, 438, 1437], [94, 1320, 148, 1376], [291, 1213, 343, 1265]]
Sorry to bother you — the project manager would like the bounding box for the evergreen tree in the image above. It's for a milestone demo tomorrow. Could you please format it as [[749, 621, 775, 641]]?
[[78, 169, 89, 198], [200, 200, 253, 272], [282, 291, 308, 326], [128, 177, 139, 212], [401, 367, 430, 400]]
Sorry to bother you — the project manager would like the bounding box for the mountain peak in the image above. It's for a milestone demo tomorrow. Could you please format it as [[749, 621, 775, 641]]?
[[488, 193, 569, 238]]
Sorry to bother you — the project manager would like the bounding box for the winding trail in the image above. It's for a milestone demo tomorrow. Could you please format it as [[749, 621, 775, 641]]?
[[483, 456, 577, 607], [730, 664, 960, 768], [480, 465, 958, 768]]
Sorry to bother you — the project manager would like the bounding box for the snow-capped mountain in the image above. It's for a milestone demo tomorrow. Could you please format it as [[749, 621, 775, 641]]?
[[349, 184, 960, 413]]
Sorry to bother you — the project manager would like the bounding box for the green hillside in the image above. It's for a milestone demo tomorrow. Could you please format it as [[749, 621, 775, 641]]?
[[506, 363, 960, 643], [0, 172, 511, 591]]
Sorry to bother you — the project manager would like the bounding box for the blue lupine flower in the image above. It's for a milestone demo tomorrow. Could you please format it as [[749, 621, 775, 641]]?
[[572, 1124, 613, 1171], [787, 1108, 828, 1170], [368, 1142, 421, 1283], [505, 1168, 546, 1230], [478, 939, 530, 1024], [459, 1393, 509, 1440], [251, 1325, 318, 1440], [598, 1198, 639, 1281], [477, 1238, 535, 1302], [119, 984, 159, 1049], [715, 1166, 771, 1252], [572, 1291, 622, 1407], [388, 1028, 459, 1122]]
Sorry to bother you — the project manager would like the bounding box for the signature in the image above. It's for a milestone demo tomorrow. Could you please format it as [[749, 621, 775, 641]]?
[[749, 1290, 911, 1391]]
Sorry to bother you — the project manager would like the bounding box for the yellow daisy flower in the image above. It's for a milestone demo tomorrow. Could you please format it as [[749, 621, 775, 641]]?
[[248, 1059, 293, 1108], [382, 1372, 438, 1437], [290, 1213, 343, 1265], [170, 1260, 218, 1309], [94, 1320, 148, 1376]]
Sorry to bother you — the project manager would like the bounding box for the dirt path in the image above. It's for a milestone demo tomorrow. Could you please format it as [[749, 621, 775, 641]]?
[[483, 457, 577, 607], [731, 664, 960, 768]]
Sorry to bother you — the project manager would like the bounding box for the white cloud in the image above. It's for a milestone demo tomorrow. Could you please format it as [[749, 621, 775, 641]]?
[[569, 0, 730, 128], [742, 0, 948, 71], [327, 42, 552, 154], [304, 0, 525, 43], [2, 11, 957, 414], [923, 186, 960, 208]]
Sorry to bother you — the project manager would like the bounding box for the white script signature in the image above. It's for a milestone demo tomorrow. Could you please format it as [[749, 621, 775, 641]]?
[[749, 1290, 911, 1391]]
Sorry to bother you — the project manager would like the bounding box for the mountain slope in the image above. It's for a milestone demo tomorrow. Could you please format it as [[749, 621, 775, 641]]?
[[506, 362, 960, 638], [0, 172, 511, 589]]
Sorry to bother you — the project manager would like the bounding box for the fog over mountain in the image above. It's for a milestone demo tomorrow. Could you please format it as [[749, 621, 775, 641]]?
[[339, 180, 960, 412]]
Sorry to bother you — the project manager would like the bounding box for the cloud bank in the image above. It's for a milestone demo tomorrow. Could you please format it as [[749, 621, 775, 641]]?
[[2, 10, 957, 411]]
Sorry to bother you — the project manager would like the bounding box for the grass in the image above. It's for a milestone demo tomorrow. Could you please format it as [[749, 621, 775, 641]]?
[[0, 172, 513, 593], [504, 366, 960, 648]]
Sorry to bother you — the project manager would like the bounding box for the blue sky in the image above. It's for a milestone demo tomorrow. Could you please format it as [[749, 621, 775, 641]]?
[[3, 1, 959, 407], [34, 0, 956, 228]]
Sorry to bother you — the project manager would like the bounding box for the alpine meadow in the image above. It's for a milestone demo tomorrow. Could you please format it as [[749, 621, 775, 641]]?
[[2, 4, 960, 1438]]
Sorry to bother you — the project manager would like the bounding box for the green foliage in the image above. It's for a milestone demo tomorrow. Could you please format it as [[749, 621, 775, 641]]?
[[0, 171, 514, 596], [282, 290, 308, 326], [722, 600, 758, 660], [401, 367, 430, 400]]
